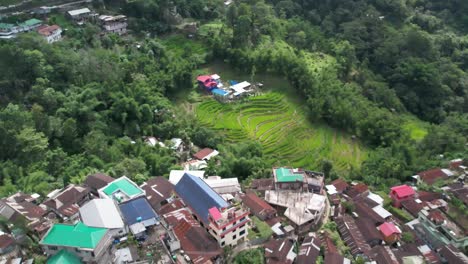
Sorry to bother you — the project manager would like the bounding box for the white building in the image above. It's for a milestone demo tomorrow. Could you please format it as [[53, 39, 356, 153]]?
[[169, 170, 205, 185], [203, 176, 241, 195], [37, 25, 62, 43]]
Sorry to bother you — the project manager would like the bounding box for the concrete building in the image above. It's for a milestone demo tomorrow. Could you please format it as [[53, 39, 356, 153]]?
[[203, 176, 241, 195], [66, 8, 96, 25], [265, 190, 326, 233], [79, 199, 127, 237], [175, 173, 250, 247], [272, 167, 324, 193], [98, 176, 145, 203], [98, 15, 127, 35], [40, 222, 112, 263], [37, 25, 61, 43], [390, 185, 416, 208]]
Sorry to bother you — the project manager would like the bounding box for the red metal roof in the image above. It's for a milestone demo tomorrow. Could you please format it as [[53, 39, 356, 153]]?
[[241, 191, 276, 219], [193, 148, 215, 160], [390, 185, 415, 198], [379, 222, 401, 237], [37, 24, 60, 36], [418, 168, 449, 185], [331, 179, 349, 193]]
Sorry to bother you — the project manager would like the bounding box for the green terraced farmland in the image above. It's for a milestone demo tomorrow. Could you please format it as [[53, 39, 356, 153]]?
[[195, 92, 366, 172]]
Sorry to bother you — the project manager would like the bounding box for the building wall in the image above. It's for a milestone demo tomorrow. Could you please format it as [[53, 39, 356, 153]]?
[[42, 231, 112, 263], [45, 29, 62, 43], [209, 215, 249, 247], [103, 22, 127, 35]]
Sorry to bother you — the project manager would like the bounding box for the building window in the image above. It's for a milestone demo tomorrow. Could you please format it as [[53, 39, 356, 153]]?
[[233, 235, 237, 240], [240, 230, 246, 236], [75, 248, 80, 253], [221, 241, 225, 246], [91, 252, 95, 257], [240, 216, 246, 222], [49, 246, 58, 251], [232, 221, 237, 226], [223, 227, 226, 231]]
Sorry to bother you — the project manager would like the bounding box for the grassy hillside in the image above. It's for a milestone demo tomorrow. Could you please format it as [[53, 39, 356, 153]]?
[[194, 63, 366, 173]]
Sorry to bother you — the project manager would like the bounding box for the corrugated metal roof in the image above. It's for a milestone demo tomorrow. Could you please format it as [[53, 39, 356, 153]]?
[[40, 222, 107, 249], [79, 199, 124, 229], [175, 173, 229, 223], [275, 168, 303, 182], [102, 176, 143, 197], [47, 249, 82, 264], [119, 197, 158, 226]]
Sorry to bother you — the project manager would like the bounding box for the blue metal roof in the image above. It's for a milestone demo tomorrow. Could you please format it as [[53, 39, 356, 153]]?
[[175, 173, 229, 223], [212, 89, 228, 96], [119, 197, 158, 225]]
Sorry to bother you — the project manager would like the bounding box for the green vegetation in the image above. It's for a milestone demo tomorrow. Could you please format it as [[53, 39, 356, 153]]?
[[402, 117, 429, 141], [196, 77, 365, 172], [233, 248, 264, 264], [387, 206, 414, 223], [248, 216, 272, 240]]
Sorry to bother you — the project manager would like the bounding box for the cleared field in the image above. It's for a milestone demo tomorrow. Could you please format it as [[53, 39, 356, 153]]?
[[195, 90, 366, 173]]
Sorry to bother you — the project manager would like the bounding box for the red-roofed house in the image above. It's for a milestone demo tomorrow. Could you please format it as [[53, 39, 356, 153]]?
[[197, 75, 218, 91], [390, 185, 415, 208], [345, 183, 369, 199], [241, 191, 276, 221], [37, 24, 62, 43], [331, 179, 349, 193], [193, 148, 219, 161], [164, 208, 222, 263], [417, 168, 453, 185], [379, 222, 401, 244]]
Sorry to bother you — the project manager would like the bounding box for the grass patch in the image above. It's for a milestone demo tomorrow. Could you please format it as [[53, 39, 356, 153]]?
[[387, 206, 414, 222], [233, 248, 264, 264], [402, 115, 428, 141], [248, 216, 273, 240], [194, 62, 367, 173], [160, 34, 208, 57]]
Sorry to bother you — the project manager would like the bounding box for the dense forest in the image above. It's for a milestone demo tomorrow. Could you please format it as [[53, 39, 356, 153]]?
[[0, 0, 467, 196]]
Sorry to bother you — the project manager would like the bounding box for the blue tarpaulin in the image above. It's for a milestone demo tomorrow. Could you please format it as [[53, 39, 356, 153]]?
[[212, 89, 228, 96], [229, 80, 238, 85]]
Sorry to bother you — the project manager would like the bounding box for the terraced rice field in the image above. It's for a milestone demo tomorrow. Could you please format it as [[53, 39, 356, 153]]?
[[195, 92, 366, 172]]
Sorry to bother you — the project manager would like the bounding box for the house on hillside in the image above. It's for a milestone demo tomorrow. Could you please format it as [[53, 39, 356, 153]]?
[[98, 176, 145, 203], [197, 75, 218, 91], [414, 168, 454, 185], [193, 148, 219, 161], [203, 176, 241, 195], [0, 192, 47, 232], [241, 191, 277, 221], [389, 185, 415, 208], [79, 199, 127, 237], [43, 185, 91, 221], [84, 173, 115, 196], [37, 24, 61, 43], [98, 15, 127, 35], [296, 233, 321, 264], [119, 197, 159, 238], [40, 222, 113, 263], [378, 222, 401, 244], [265, 190, 326, 233], [0, 233, 16, 256], [169, 170, 205, 185], [336, 214, 371, 258], [272, 167, 324, 193], [175, 173, 250, 247], [264, 238, 297, 264], [344, 183, 369, 199], [140, 177, 175, 212], [163, 208, 222, 263], [66, 8, 97, 24]]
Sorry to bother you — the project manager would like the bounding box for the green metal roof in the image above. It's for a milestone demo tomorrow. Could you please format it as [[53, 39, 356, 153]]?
[[0, 23, 15, 29], [20, 18, 42, 27], [41, 222, 107, 249], [48, 249, 82, 264], [102, 177, 143, 197], [275, 167, 304, 182]]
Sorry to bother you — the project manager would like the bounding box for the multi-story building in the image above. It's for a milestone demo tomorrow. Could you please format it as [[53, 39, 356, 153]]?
[[98, 176, 145, 203], [98, 15, 127, 35], [273, 167, 324, 193], [0, 19, 42, 39], [389, 185, 415, 208], [414, 208, 468, 250], [175, 173, 250, 247], [37, 25, 62, 43], [40, 222, 113, 263]]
